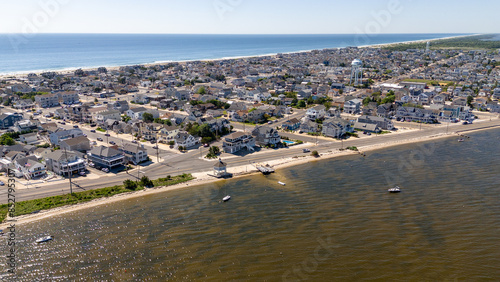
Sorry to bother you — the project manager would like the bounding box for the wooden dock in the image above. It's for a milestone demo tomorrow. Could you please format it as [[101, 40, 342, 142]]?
[[256, 166, 275, 174]]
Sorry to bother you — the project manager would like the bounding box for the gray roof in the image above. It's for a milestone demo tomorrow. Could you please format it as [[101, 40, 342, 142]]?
[[89, 145, 122, 157]]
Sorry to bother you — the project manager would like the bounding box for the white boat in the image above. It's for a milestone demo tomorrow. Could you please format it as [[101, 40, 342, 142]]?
[[458, 138, 465, 142], [388, 186, 401, 193], [278, 181, 286, 186], [36, 235, 53, 243], [222, 195, 231, 202]]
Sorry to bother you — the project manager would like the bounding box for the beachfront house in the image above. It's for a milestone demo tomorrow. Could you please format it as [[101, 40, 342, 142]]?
[[45, 150, 86, 176], [222, 132, 255, 154], [357, 115, 395, 130], [88, 145, 125, 170], [119, 143, 148, 165], [322, 117, 352, 138], [251, 126, 281, 147]]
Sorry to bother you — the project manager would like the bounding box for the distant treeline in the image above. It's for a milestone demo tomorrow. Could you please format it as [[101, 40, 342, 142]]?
[[382, 34, 500, 51]]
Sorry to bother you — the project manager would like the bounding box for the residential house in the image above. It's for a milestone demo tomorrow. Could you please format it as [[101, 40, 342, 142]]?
[[306, 105, 326, 120], [344, 99, 362, 114], [299, 120, 319, 134], [45, 150, 86, 176], [15, 156, 46, 179], [173, 132, 199, 149], [252, 126, 281, 147], [59, 136, 91, 152], [19, 132, 39, 145], [222, 131, 255, 154], [281, 118, 301, 131], [322, 117, 352, 138], [120, 143, 148, 165], [0, 113, 24, 129], [395, 107, 437, 123], [35, 93, 60, 108], [125, 107, 148, 120], [376, 103, 395, 118], [13, 99, 35, 109], [49, 128, 84, 146], [110, 100, 130, 113], [88, 145, 125, 169], [432, 93, 448, 104], [60, 92, 79, 104], [357, 115, 395, 130], [353, 122, 380, 133], [157, 125, 181, 144], [95, 110, 121, 123]]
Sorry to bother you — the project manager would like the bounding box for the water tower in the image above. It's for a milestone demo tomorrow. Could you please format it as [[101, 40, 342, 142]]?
[[350, 59, 363, 86]]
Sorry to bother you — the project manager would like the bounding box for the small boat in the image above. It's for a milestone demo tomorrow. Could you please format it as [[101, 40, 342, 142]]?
[[458, 138, 465, 142], [388, 186, 401, 193], [222, 195, 231, 202], [35, 236, 53, 243], [278, 181, 286, 186]]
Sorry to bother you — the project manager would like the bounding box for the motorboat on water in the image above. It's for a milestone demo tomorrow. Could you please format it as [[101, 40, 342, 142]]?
[[388, 186, 401, 193], [222, 195, 231, 202], [36, 236, 53, 243], [278, 181, 286, 186], [458, 138, 465, 142]]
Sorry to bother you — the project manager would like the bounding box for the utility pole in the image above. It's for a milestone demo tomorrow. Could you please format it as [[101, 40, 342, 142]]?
[[64, 147, 73, 194]]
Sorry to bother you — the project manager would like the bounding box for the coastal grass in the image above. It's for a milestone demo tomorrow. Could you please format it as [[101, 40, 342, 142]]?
[[1, 174, 195, 221], [381, 34, 500, 51], [0, 204, 8, 223]]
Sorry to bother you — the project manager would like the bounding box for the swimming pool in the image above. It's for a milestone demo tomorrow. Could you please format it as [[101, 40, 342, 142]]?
[[282, 140, 296, 145]]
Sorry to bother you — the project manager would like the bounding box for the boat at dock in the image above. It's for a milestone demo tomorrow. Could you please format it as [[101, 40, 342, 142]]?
[[36, 235, 53, 243], [388, 186, 401, 193]]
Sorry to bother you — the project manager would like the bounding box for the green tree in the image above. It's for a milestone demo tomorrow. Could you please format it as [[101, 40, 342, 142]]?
[[196, 86, 206, 95], [142, 112, 154, 123], [0, 135, 15, 145], [139, 176, 154, 188], [123, 179, 138, 190], [467, 96, 474, 108], [362, 97, 372, 106], [297, 100, 306, 108], [122, 115, 131, 123]]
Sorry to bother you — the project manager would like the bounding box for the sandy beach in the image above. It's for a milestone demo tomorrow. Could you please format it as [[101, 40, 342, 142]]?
[[0, 130, 463, 229]]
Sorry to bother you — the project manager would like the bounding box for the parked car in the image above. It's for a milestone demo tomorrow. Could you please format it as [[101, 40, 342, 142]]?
[[303, 148, 310, 153], [73, 125, 79, 128], [153, 146, 158, 149], [0, 181, 4, 186], [104, 133, 110, 137], [109, 141, 116, 145], [60, 122, 66, 125], [97, 137, 103, 141], [203, 143, 209, 147], [90, 129, 96, 133], [101, 168, 109, 173], [131, 140, 138, 144], [90, 124, 97, 127]]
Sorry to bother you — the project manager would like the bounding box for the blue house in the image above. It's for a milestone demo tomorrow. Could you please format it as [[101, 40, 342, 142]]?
[[0, 113, 24, 129], [281, 118, 301, 131]]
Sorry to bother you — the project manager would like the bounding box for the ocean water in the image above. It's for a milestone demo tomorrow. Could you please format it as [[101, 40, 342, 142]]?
[[3, 128, 500, 280], [0, 33, 465, 75]]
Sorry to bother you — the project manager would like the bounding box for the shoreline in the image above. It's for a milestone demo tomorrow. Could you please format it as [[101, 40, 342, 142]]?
[[0, 34, 475, 77], [1, 128, 479, 229]]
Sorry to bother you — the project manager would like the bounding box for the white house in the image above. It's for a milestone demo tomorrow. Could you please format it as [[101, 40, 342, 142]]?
[[344, 99, 362, 114], [174, 132, 199, 149], [125, 107, 148, 120], [306, 105, 326, 120]]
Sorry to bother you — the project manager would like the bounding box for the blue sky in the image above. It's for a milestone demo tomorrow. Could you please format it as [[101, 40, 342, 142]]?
[[0, 0, 498, 34]]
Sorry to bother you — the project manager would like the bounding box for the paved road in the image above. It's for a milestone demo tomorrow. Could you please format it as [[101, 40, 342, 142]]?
[[3, 118, 499, 203]]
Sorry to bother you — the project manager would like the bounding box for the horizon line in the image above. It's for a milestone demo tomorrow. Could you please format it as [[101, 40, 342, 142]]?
[[0, 32, 486, 36]]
